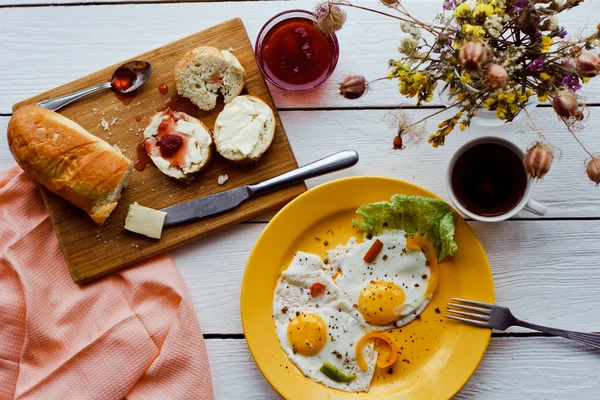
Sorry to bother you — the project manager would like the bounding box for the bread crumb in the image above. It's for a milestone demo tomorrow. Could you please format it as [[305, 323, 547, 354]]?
[[228, 46, 234, 52], [111, 117, 118, 126], [92, 108, 98, 113], [128, 127, 134, 132], [218, 174, 229, 185], [100, 118, 111, 134]]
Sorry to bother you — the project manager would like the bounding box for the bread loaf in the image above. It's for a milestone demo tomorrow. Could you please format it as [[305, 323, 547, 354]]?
[[174, 46, 246, 111], [7, 105, 132, 225]]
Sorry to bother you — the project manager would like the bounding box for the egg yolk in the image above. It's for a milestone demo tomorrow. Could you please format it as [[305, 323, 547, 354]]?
[[358, 281, 406, 325], [287, 313, 327, 356]]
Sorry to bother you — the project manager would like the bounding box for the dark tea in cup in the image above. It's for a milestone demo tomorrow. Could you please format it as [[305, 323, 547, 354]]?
[[450, 142, 528, 217]]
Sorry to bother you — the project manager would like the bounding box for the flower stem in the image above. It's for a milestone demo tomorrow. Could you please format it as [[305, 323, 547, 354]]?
[[406, 101, 461, 127], [563, 119, 594, 157]]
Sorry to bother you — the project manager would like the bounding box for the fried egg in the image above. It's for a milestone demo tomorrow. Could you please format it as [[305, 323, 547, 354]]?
[[327, 230, 434, 329], [273, 252, 377, 392]]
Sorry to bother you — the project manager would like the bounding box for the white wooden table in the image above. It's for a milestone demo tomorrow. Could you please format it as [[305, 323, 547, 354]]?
[[2, 0, 600, 398]]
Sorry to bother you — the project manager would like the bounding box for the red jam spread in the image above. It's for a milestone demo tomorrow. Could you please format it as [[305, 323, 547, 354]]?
[[143, 110, 190, 169]]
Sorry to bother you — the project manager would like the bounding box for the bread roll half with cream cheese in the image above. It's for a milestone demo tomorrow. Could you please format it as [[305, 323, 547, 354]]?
[[7, 105, 132, 225], [213, 95, 275, 164], [143, 110, 213, 181]]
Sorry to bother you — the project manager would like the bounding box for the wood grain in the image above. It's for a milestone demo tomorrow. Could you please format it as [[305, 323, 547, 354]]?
[[1, 0, 600, 111], [206, 337, 600, 399], [12, 18, 305, 283], [168, 219, 600, 334], [3, 107, 600, 218]]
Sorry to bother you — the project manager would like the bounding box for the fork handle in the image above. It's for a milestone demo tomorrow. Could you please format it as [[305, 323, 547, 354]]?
[[516, 319, 600, 349]]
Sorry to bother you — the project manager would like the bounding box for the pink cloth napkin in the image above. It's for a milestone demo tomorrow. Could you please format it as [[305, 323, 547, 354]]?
[[0, 166, 214, 400]]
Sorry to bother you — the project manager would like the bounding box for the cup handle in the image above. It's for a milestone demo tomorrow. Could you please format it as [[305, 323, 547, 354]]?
[[524, 198, 547, 216]]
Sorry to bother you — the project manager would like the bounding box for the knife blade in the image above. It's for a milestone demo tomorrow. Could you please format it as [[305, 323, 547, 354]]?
[[161, 150, 359, 226], [162, 186, 252, 226]]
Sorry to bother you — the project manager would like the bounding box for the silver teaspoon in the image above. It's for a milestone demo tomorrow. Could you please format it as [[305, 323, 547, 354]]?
[[36, 60, 152, 112]]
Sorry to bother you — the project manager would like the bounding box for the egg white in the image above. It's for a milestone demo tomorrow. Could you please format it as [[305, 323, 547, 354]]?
[[327, 230, 432, 330], [273, 252, 377, 392]]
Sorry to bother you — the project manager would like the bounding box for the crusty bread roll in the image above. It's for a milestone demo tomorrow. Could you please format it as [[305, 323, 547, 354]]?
[[174, 46, 246, 111], [143, 110, 214, 181], [8, 105, 132, 225], [213, 95, 275, 164]]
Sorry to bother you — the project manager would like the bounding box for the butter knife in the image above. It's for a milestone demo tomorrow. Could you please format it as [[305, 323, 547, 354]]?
[[162, 150, 359, 226]]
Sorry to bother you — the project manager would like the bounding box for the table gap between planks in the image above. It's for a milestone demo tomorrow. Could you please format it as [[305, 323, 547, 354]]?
[[1, 0, 599, 398]]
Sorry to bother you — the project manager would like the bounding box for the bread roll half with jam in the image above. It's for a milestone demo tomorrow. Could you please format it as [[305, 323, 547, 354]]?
[[143, 110, 213, 181], [174, 46, 246, 111], [213, 95, 275, 164], [7, 105, 132, 225]]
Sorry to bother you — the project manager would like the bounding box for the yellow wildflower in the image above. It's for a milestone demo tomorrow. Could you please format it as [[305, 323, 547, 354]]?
[[454, 3, 472, 18], [509, 104, 519, 114], [449, 86, 457, 95], [496, 106, 507, 119], [457, 92, 467, 100], [474, 3, 494, 17], [462, 24, 486, 37], [484, 98, 496, 109], [506, 93, 516, 104], [519, 94, 529, 103], [446, 72, 455, 80], [540, 72, 551, 81], [583, 76, 591, 83], [538, 92, 549, 102], [460, 73, 472, 84], [541, 36, 553, 53], [459, 121, 468, 131]]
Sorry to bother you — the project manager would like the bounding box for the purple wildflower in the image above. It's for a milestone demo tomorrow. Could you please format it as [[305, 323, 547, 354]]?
[[559, 27, 568, 39], [514, 0, 529, 12], [443, 0, 455, 10], [562, 74, 582, 92], [528, 59, 544, 72], [560, 62, 582, 91]]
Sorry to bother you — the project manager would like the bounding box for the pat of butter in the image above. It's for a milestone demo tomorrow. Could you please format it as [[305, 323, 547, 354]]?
[[124, 202, 167, 239]]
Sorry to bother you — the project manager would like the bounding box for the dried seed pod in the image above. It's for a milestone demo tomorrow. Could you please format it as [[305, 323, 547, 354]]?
[[393, 135, 404, 150], [586, 157, 600, 185], [484, 64, 509, 89], [314, 2, 347, 35], [524, 142, 554, 180], [459, 42, 488, 71], [575, 51, 600, 77], [339, 75, 368, 100], [552, 89, 579, 118]]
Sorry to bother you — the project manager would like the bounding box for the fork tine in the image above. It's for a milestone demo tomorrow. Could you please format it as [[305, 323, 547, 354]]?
[[450, 298, 494, 309], [445, 314, 490, 327], [447, 302, 491, 315], [446, 308, 490, 321]]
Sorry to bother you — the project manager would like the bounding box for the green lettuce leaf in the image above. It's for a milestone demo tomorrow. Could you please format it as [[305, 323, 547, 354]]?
[[353, 194, 457, 261]]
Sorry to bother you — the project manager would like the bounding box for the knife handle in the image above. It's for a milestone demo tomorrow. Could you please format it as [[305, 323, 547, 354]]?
[[249, 150, 359, 196]]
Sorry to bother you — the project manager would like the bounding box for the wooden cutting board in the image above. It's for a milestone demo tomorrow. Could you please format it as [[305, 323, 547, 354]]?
[[13, 18, 306, 284]]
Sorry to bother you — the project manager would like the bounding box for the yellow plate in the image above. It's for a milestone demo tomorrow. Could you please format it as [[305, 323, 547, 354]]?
[[241, 177, 494, 399]]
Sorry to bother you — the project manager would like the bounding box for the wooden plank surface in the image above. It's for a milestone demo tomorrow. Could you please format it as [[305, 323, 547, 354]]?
[[1, 0, 599, 112], [4, 106, 599, 219], [2, 0, 600, 398], [207, 338, 600, 399], [12, 18, 304, 283]]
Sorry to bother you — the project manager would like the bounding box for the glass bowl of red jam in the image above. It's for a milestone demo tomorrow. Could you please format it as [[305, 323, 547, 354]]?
[[255, 9, 340, 91]]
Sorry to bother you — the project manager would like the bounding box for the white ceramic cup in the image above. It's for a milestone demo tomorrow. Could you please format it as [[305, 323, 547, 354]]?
[[446, 136, 547, 222]]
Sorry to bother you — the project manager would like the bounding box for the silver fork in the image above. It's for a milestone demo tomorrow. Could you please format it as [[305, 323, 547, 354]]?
[[446, 298, 600, 349]]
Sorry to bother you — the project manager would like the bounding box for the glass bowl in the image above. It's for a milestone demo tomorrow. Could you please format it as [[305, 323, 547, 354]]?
[[255, 9, 340, 91]]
